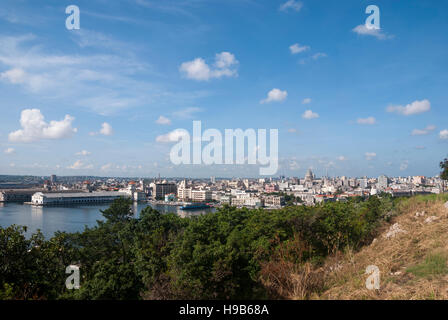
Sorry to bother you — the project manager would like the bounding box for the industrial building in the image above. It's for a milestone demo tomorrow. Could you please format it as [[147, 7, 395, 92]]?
[[31, 191, 131, 206], [0, 189, 43, 203]]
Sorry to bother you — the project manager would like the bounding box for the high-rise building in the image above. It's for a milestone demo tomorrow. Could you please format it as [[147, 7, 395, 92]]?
[[378, 175, 389, 190], [358, 178, 368, 189], [154, 182, 177, 200]]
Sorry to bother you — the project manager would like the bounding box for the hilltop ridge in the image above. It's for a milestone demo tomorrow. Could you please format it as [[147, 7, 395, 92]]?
[[305, 195, 448, 299]]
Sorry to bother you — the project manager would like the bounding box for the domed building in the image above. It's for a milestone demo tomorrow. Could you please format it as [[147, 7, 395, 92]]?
[[305, 168, 314, 183], [305, 168, 314, 188]]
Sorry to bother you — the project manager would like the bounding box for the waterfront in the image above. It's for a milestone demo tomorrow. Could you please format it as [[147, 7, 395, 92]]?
[[0, 202, 215, 238]]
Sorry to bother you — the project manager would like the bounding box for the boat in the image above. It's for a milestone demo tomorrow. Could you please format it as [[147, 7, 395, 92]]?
[[180, 203, 211, 210]]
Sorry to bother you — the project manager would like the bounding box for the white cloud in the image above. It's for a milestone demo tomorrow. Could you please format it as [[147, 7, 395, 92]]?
[[279, 0, 303, 12], [302, 98, 311, 104], [75, 150, 91, 156], [357, 117, 376, 125], [312, 52, 327, 60], [299, 53, 327, 65], [387, 99, 431, 116], [337, 156, 347, 161], [4, 148, 15, 154], [440, 130, 448, 140], [1, 68, 25, 83], [8, 109, 77, 143], [172, 107, 202, 119], [156, 115, 171, 125], [179, 58, 210, 81], [289, 43, 310, 54], [156, 129, 189, 143], [100, 122, 113, 136], [411, 125, 436, 136], [365, 152, 377, 161], [214, 52, 237, 69], [90, 122, 114, 136], [302, 109, 319, 119], [180, 52, 238, 81], [0, 67, 50, 93], [352, 24, 393, 40], [68, 160, 93, 170], [288, 160, 300, 170], [0, 34, 162, 115], [261, 88, 288, 104], [400, 160, 409, 171], [101, 163, 113, 171]]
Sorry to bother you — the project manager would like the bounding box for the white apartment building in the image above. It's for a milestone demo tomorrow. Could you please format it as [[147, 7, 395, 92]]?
[[177, 186, 192, 200], [191, 190, 212, 202], [264, 195, 285, 207]]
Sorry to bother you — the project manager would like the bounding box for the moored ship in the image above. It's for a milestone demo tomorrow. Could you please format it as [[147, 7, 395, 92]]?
[[180, 203, 211, 210]]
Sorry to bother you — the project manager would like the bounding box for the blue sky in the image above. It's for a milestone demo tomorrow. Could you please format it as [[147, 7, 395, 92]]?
[[0, 0, 447, 178]]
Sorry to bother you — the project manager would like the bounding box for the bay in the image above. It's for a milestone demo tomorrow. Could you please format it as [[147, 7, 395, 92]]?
[[0, 202, 215, 239]]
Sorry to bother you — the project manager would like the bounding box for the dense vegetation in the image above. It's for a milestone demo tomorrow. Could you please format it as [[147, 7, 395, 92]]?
[[441, 158, 448, 182], [0, 194, 400, 300]]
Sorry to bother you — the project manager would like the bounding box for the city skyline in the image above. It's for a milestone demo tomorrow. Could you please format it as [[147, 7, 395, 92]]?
[[1, 0, 447, 178]]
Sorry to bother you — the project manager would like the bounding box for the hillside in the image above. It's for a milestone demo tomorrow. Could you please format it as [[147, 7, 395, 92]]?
[[302, 195, 448, 300]]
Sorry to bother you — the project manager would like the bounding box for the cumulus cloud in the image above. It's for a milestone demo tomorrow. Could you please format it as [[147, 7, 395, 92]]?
[[156, 115, 171, 125], [411, 125, 436, 136], [75, 150, 91, 156], [352, 24, 393, 40], [156, 129, 189, 143], [68, 160, 93, 170], [260, 88, 288, 104], [289, 43, 310, 54], [279, 0, 303, 12], [100, 122, 113, 136], [357, 117, 376, 125], [365, 152, 377, 161], [4, 148, 15, 154], [440, 130, 448, 140], [90, 122, 113, 136], [387, 99, 431, 116], [337, 156, 347, 161], [8, 109, 77, 143], [179, 52, 238, 81], [302, 110, 319, 119], [214, 52, 237, 69]]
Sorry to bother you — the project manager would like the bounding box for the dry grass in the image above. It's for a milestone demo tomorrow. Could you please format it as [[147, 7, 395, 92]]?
[[260, 260, 325, 300], [312, 196, 448, 300]]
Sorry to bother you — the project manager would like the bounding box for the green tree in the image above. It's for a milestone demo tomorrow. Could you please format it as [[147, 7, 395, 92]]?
[[441, 157, 448, 192], [440, 157, 448, 181], [100, 198, 134, 223]]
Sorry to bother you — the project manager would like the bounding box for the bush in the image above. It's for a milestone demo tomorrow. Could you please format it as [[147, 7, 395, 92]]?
[[0, 196, 395, 300]]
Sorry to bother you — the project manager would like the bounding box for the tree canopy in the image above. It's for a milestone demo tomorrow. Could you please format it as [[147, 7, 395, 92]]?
[[1, 196, 399, 300]]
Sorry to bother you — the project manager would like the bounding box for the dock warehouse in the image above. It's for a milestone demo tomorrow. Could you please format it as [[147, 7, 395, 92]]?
[[31, 192, 130, 206]]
